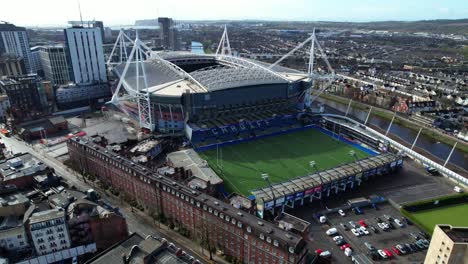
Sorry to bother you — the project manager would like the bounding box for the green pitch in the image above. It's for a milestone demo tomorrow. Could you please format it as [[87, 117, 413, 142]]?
[[198, 128, 370, 196], [408, 204, 468, 233]]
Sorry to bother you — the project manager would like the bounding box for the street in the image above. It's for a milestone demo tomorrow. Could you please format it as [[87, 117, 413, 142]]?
[[0, 134, 226, 264]]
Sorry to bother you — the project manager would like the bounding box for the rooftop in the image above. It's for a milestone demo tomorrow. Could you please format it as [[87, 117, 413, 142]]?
[[0, 193, 29, 208], [167, 149, 223, 185], [86, 233, 197, 264], [114, 52, 309, 97], [0, 153, 48, 182], [29, 208, 65, 224], [438, 224, 468, 243]]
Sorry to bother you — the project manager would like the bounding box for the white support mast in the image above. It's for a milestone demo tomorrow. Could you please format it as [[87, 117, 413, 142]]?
[[107, 29, 133, 68], [216, 25, 232, 57], [110, 31, 154, 131]]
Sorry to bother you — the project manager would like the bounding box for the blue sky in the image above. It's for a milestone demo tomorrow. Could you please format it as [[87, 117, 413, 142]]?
[[1, 0, 467, 26]]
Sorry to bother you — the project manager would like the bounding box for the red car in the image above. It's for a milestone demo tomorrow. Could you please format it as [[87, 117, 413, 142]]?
[[340, 244, 350, 250], [358, 220, 368, 227], [315, 249, 323, 254], [383, 248, 393, 257], [391, 246, 401, 255]]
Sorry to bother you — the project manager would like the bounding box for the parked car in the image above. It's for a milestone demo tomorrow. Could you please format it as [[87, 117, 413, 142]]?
[[340, 223, 349, 230], [319, 216, 327, 224], [359, 220, 368, 227], [319, 251, 332, 258], [415, 240, 425, 249], [394, 218, 404, 227], [391, 246, 401, 255], [383, 248, 393, 258], [326, 228, 338, 236], [371, 203, 379, 210], [387, 221, 395, 229], [409, 243, 419, 251], [383, 214, 392, 220], [369, 225, 379, 233], [410, 232, 420, 240], [336, 239, 347, 246], [340, 244, 350, 250], [344, 247, 353, 257], [338, 209, 346, 217], [333, 236, 343, 242], [405, 243, 415, 252], [315, 249, 323, 254], [375, 217, 382, 223], [360, 226, 370, 235], [396, 244, 407, 254], [364, 242, 375, 251], [377, 222, 389, 230], [351, 228, 360, 236], [377, 249, 388, 259], [348, 221, 357, 228], [418, 231, 430, 239]]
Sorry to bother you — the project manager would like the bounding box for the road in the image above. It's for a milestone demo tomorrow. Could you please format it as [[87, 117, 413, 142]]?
[[0, 135, 226, 264]]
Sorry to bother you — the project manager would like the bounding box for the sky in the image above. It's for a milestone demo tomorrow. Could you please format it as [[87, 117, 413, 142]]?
[[1, 0, 467, 27]]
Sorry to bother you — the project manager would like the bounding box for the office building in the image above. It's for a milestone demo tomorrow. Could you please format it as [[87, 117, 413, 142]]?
[[28, 208, 71, 255], [64, 21, 107, 84], [0, 74, 44, 120], [424, 224, 468, 264], [158, 17, 180, 51], [0, 54, 26, 77], [38, 45, 71, 85], [0, 22, 33, 73], [29, 46, 42, 76]]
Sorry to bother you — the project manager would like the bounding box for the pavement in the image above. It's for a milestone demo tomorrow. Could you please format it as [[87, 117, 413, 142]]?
[[0, 134, 227, 264]]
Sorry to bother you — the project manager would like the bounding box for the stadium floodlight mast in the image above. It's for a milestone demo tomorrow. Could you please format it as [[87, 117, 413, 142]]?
[[261, 173, 276, 208], [309, 161, 324, 186]]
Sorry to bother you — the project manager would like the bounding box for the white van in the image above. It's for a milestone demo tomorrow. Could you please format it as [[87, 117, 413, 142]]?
[[454, 186, 464, 193], [344, 247, 353, 257]]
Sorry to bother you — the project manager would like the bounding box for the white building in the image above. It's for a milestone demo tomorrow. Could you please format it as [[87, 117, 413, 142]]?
[[64, 22, 107, 84], [29, 208, 71, 255], [0, 216, 29, 252], [0, 22, 33, 73]]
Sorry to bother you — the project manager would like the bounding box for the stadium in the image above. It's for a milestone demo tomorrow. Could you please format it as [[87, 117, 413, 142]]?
[[108, 30, 403, 217]]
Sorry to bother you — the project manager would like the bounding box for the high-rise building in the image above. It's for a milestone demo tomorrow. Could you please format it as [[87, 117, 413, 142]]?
[[424, 224, 468, 264], [64, 21, 107, 84], [0, 54, 26, 77], [38, 45, 71, 85], [158, 17, 180, 51], [0, 22, 33, 73], [29, 46, 43, 76]]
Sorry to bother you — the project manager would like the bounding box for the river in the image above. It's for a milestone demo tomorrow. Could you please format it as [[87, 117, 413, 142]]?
[[317, 98, 468, 171]]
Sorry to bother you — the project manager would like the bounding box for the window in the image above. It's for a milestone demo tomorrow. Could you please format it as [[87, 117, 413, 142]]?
[[247, 226, 252, 233], [260, 233, 265, 240]]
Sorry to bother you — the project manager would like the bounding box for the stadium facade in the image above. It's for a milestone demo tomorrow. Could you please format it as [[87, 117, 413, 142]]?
[[112, 52, 313, 138]]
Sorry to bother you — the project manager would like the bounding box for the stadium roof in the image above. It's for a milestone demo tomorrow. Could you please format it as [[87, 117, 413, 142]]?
[[114, 52, 309, 97], [252, 153, 399, 202]]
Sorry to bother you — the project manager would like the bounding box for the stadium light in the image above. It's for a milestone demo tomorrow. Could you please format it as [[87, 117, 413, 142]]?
[[309, 161, 324, 186]]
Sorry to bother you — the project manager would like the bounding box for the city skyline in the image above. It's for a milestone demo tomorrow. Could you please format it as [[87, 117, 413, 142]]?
[[0, 0, 467, 27]]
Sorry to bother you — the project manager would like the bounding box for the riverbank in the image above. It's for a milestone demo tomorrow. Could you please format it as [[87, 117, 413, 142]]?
[[319, 93, 468, 154]]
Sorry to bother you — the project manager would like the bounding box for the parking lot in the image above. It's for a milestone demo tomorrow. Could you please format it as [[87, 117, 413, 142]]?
[[307, 203, 429, 263]]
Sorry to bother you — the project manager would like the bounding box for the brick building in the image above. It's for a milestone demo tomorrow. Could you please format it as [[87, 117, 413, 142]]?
[[67, 138, 307, 264]]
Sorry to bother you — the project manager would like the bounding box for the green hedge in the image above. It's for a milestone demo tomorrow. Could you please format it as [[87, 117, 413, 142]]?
[[402, 193, 468, 212]]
